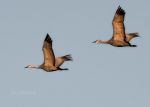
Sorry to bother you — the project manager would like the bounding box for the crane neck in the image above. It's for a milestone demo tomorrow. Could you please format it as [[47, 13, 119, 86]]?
[[30, 65, 41, 69]]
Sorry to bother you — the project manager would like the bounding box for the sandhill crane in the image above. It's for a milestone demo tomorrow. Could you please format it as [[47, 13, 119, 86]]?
[[25, 34, 72, 72], [93, 6, 139, 47]]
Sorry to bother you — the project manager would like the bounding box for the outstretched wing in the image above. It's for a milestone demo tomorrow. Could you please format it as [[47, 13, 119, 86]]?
[[42, 34, 55, 66], [125, 33, 139, 42], [55, 54, 72, 67], [112, 6, 126, 41]]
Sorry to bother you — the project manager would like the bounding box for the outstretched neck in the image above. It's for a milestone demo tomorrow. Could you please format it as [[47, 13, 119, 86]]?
[[97, 40, 110, 44], [31, 66, 41, 68], [26, 65, 41, 69], [101, 41, 109, 44]]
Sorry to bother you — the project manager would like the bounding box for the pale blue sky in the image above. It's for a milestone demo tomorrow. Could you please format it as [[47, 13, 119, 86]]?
[[0, 0, 150, 107]]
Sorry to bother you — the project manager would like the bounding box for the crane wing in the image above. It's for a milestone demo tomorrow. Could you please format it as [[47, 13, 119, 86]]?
[[55, 54, 72, 67], [125, 33, 139, 42], [112, 6, 126, 41], [42, 34, 55, 67]]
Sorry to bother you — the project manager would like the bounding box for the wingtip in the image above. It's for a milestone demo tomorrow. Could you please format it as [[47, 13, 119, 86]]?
[[117, 5, 121, 9], [46, 33, 50, 39], [46, 33, 49, 36], [45, 33, 52, 43], [116, 5, 125, 15], [133, 33, 140, 37], [64, 54, 73, 61]]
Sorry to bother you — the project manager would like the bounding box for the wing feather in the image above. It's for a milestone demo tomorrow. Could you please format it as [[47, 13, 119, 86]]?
[[42, 34, 55, 66], [112, 6, 126, 41], [55, 54, 72, 67], [125, 33, 139, 42]]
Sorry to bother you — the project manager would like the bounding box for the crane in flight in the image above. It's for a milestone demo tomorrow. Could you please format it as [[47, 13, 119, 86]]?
[[25, 34, 72, 72], [93, 6, 139, 47]]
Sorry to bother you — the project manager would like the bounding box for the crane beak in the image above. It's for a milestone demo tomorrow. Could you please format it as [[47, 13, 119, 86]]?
[[92, 41, 96, 43]]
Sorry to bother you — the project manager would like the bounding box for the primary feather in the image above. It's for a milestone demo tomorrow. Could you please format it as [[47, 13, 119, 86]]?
[[42, 34, 55, 67]]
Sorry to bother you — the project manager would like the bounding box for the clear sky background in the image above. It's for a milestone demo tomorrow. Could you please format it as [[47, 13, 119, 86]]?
[[0, 0, 150, 107]]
